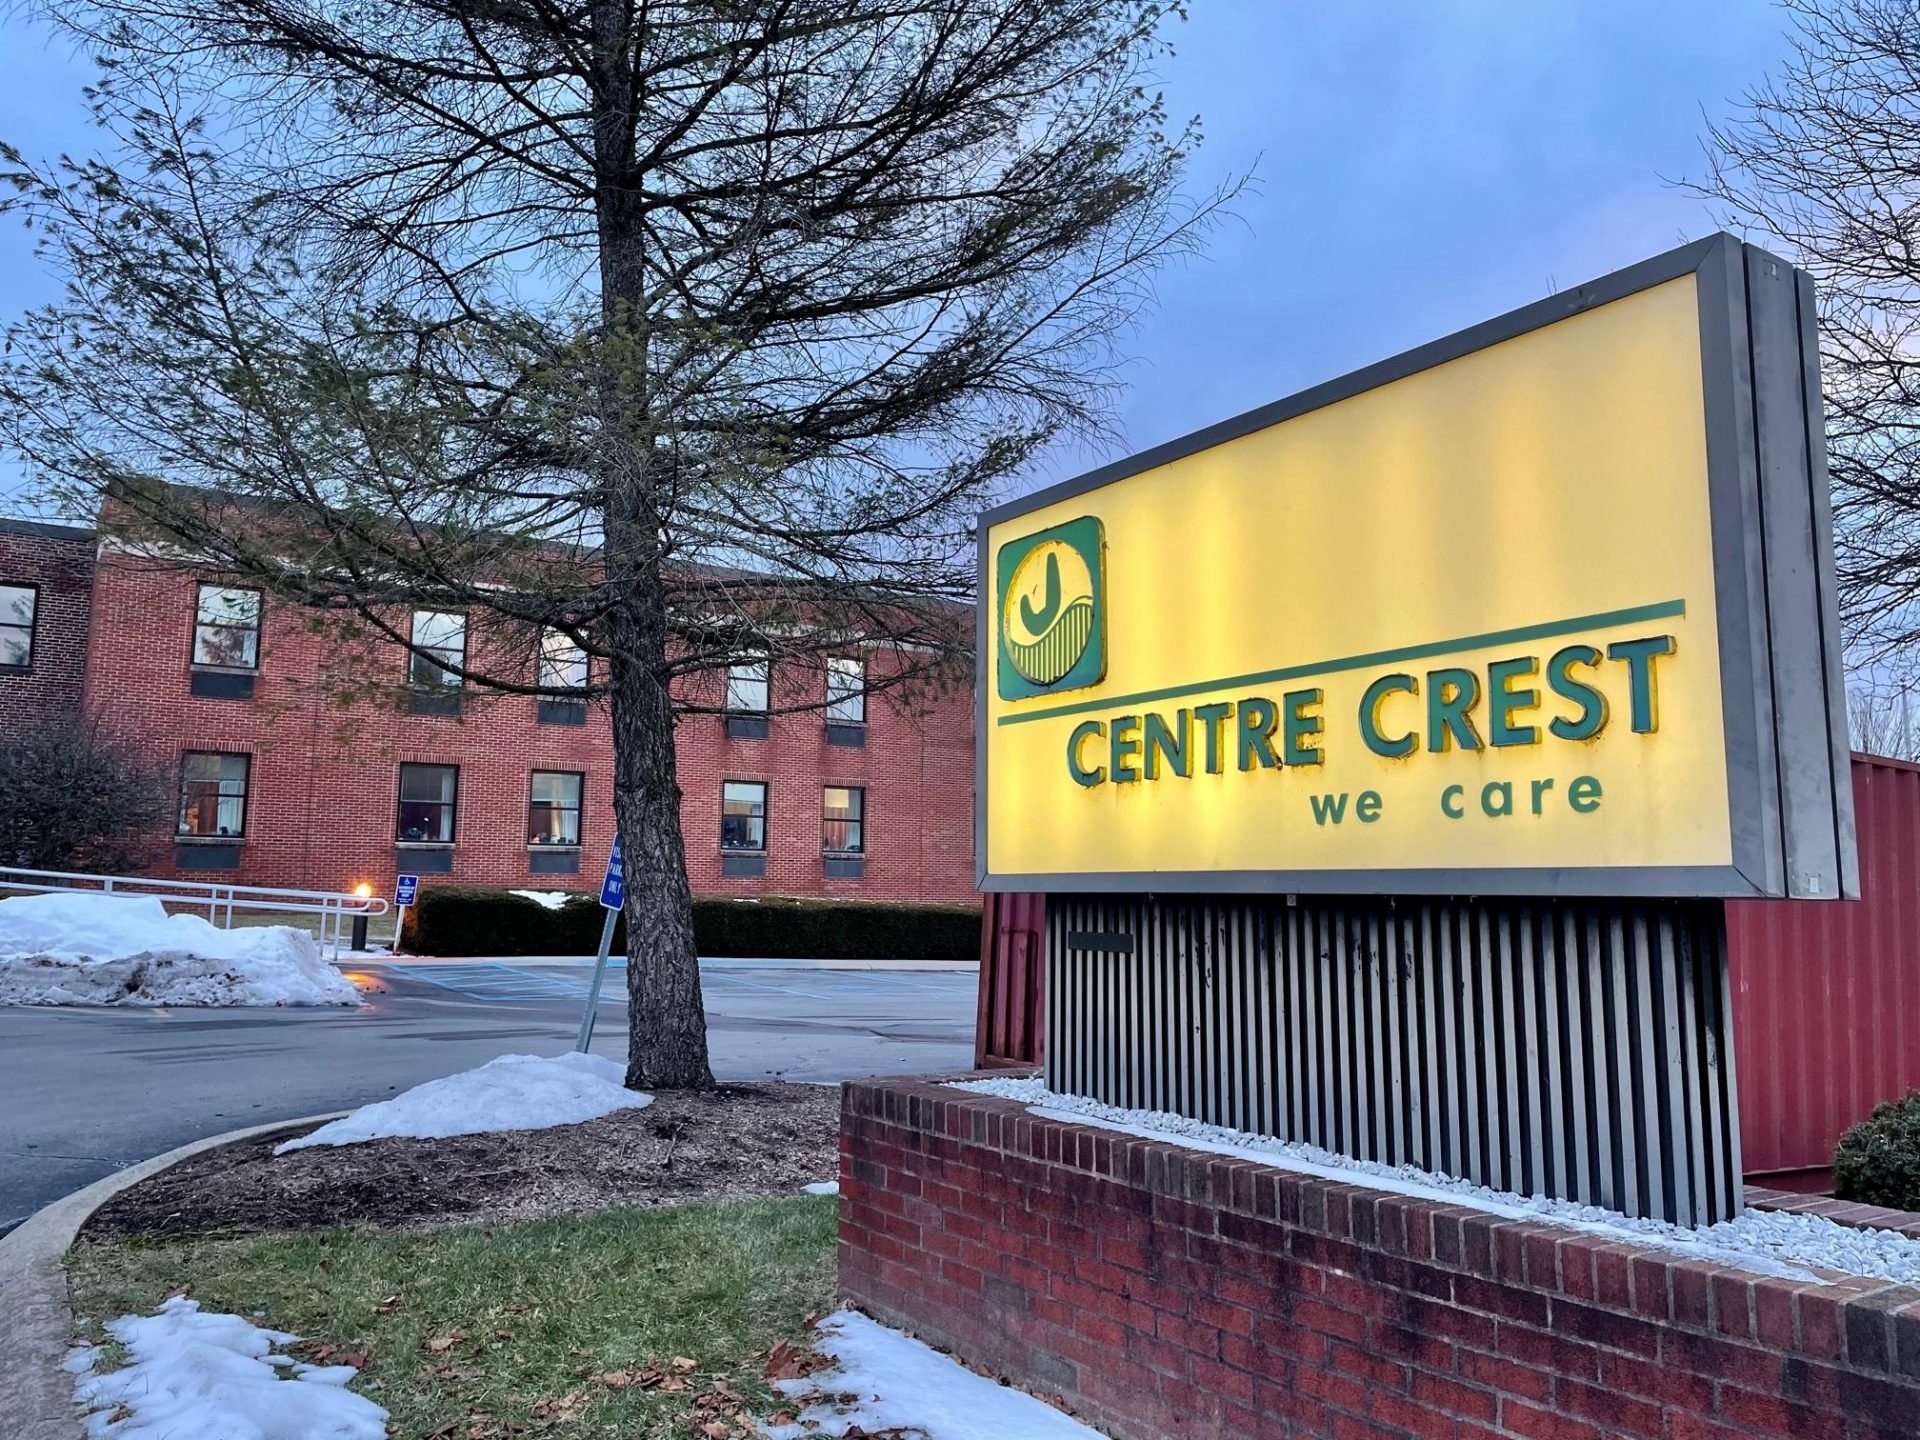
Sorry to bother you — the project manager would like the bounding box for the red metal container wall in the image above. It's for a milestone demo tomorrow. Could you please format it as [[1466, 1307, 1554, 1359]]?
[[975, 890, 1044, 1068], [1729, 753, 1920, 1178]]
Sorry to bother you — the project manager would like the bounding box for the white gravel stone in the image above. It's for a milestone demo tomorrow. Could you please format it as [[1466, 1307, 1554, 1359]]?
[[952, 1077, 1920, 1288]]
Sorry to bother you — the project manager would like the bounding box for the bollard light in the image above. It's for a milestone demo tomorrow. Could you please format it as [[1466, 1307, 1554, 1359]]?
[[350, 882, 373, 951]]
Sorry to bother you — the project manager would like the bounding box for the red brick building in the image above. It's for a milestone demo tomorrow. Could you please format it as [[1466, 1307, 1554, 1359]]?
[[0, 522, 977, 905], [0, 519, 96, 739]]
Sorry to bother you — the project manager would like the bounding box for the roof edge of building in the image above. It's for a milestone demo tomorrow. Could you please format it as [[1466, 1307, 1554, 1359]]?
[[0, 515, 96, 544]]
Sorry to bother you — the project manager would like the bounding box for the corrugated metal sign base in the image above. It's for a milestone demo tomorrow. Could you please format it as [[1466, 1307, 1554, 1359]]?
[[1046, 892, 1742, 1227]]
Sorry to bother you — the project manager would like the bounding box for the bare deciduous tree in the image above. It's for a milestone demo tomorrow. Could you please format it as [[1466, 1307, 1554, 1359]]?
[[0, 728, 171, 873], [0, 0, 1235, 1086], [1697, 0, 1920, 680]]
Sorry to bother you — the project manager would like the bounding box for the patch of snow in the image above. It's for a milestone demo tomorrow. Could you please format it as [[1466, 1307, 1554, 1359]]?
[[276, 1052, 651, 1153], [762, 1310, 1098, 1440], [0, 893, 360, 1007], [74, 1296, 387, 1440], [509, 889, 573, 910], [953, 1078, 1920, 1288], [63, 1344, 100, 1375], [803, 1180, 840, 1196]]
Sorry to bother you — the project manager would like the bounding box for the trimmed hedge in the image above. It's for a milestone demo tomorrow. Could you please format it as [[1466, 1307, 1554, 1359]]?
[[402, 885, 981, 961], [1834, 1090, 1920, 1212]]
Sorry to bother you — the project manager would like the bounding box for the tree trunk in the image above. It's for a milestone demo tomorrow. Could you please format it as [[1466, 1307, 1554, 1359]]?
[[607, 610, 713, 1090], [593, 0, 713, 1090]]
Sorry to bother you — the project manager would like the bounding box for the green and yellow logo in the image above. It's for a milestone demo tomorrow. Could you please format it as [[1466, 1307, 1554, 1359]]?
[[997, 516, 1105, 700]]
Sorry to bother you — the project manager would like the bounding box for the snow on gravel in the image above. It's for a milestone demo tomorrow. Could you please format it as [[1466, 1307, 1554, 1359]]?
[[0, 892, 359, 1007], [72, 1296, 387, 1440], [954, 1077, 1920, 1287], [762, 1309, 1100, 1440], [803, 1180, 840, 1196], [276, 1051, 651, 1153]]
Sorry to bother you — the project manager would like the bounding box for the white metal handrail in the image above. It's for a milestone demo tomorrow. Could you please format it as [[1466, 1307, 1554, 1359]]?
[[0, 865, 391, 959]]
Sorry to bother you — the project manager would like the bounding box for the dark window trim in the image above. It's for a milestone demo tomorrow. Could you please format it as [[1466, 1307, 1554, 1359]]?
[[190, 582, 263, 674], [825, 656, 867, 726], [528, 767, 586, 848], [176, 749, 251, 839], [0, 580, 38, 670], [395, 761, 460, 844], [408, 609, 468, 690], [536, 627, 591, 694], [724, 654, 771, 716], [823, 783, 866, 854], [720, 777, 769, 852]]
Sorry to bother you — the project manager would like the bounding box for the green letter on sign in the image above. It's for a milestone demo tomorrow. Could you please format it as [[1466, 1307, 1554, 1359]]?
[[1067, 721, 1106, 787], [1237, 698, 1280, 771], [1488, 657, 1540, 747], [1607, 635, 1675, 734], [1111, 715, 1143, 783], [1546, 645, 1607, 741], [1194, 703, 1232, 774], [1284, 689, 1324, 767], [1427, 668, 1483, 753], [1360, 674, 1417, 758], [1144, 711, 1189, 780]]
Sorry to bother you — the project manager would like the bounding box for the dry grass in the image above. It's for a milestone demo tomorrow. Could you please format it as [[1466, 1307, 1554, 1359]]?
[[68, 1197, 838, 1439]]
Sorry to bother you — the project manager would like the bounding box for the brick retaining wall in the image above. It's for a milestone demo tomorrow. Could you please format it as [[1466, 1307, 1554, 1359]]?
[[839, 1078, 1920, 1440]]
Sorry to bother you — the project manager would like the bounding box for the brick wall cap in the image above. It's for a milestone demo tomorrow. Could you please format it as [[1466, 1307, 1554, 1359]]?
[[902, 1080, 1920, 1315]]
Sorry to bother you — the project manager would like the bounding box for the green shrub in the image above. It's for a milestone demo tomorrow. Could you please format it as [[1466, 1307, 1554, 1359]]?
[[1834, 1091, 1920, 1212], [403, 885, 980, 961], [402, 885, 589, 957]]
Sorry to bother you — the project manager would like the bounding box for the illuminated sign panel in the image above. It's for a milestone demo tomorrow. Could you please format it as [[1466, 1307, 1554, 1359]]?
[[977, 236, 1856, 899]]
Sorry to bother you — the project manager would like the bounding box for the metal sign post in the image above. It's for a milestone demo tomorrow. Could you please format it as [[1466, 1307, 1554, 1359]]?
[[392, 874, 419, 954], [574, 836, 623, 1053]]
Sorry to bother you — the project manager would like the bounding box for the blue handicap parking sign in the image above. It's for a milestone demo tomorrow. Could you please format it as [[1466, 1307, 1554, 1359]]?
[[600, 836, 624, 911], [394, 874, 419, 906]]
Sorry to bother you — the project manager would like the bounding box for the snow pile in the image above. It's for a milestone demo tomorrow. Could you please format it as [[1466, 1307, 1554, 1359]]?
[[954, 1077, 1920, 1287], [803, 1180, 840, 1196], [0, 893, 359, 1007], [509, 889, 574, 910], [763, 1310, 1098, 1440], [72, 1296, 387, 1440], [277, 1052, 651, 1152]]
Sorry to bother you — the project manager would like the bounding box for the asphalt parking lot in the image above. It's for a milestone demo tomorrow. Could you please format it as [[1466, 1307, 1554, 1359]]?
[[0, 959, 978, 1232]]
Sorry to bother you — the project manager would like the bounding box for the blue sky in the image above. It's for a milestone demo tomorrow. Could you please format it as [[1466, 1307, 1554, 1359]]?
[[0, 1, 1795, 515]]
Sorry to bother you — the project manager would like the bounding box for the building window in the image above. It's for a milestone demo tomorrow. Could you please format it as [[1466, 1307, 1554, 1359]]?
[[538, 628, 588, 691], [409, 610, 466, 688], [721, 780, 767, 851], [0, 584, 35, 668], [178, 752, 249, 837], [725, 654, 769, 713], [192, 585, 262, 669], [397, 763, 458, 843], [826, 657, 866, 725], [823, 785, 865, 853], [536, 628, 589, 724], [529, 770, 583, 846]]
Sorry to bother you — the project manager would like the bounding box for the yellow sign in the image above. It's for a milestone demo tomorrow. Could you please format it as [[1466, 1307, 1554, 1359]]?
[[982, 270, 1749, 890]]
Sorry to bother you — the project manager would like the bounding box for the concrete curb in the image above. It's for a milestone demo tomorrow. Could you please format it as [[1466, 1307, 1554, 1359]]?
[[0, 1110, 347, 1440]]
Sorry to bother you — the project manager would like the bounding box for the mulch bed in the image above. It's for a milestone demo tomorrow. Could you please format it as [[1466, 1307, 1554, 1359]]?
[[81, 1083, 841, 1242]]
